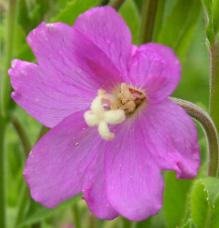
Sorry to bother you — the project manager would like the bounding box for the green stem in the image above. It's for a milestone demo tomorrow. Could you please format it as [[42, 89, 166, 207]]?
[[88, 214, 97, 228], [37, 126, 49, 139], [135, 218, 151, 228], [140, 0, 159, 43], [97, 220, 104, 228], [72, 204, 81, 228], [0, 119, 6, 228], [100, 0, 110, 5], [209, 38, 219, 132], [172, 98, 219, 177], [1, 0, 17, 117], [14, 184, 29, 227], [11, 116, 31, 156], [32, 224, 41, 228], [16, 126, 48, 228], [109, 0, 126, 10], [121, 218, 132, 228], [153, 0, 165, 40], [0, 3, 17, 224], [10, 116, 31, 227], [14, 123, 46, 227]]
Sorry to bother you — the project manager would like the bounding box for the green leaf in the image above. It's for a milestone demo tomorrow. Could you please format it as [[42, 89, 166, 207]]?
[[133, 0, 143, 11], [120, 0, 140, 44], [191, 177, 219, 228], [181, 219, 196, 228], [201, 0, 219, 42], [51, 0, 99, 24], [163, 172, 193, 228], [30, 0, 50, 27], [17, 0, 31, 33], [157, 0, 201, 62], [19, 196, 80, 227], [135, 218, 151, 228], [174, 3, 201, 61], [57, 0, 69, 7], [202, 0, 212, 15], [18, 0, 51, 32], [100, 0, 110, 5], [212, 0, 219, 34]]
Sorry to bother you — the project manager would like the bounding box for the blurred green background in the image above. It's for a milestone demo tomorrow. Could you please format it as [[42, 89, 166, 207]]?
[[0, 0, 211, 227]]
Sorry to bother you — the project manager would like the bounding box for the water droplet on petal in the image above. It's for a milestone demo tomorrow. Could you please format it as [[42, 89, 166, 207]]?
[[74, 142, 79, 146]]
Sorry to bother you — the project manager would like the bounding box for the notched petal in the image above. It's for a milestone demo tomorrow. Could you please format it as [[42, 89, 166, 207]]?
[[128, 43, 181, 103]]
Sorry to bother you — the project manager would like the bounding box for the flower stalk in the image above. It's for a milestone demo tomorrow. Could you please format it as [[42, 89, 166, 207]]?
[[140, 0, 159, 43], [0, 1, 17, 227], [1, 0, 17, 117], [110, 0, 126, 10], [10, 116, 31, 227], [0, 119, 6, 228], [13, 122, 46, 227], [172, 98, 219, 177], [72, 204, 81, 228], [100, 0, 110, 6], [122, 218, 132, 228], [11, 116, 31, 156], [209, 38, 219, 132], [14, 184, 29, 227]]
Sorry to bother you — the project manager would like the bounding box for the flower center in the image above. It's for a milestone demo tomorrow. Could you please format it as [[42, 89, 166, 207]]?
[[112, 83, 146, 115], [84, 83, 146, 140]]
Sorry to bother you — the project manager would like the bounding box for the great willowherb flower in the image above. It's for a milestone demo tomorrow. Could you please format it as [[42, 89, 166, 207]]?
[[9, 6, 200, 221]]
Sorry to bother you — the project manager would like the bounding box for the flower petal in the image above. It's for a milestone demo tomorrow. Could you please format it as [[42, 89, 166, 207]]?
[[83, 155, 119, 220], [128, 43, 180, 103], [9, 60, 93, 127], [74, 6, 132, 76], [140, 99, 200, 178], [27, 22, 121, 88], [24, 111, 102, 208], [104, 99, 199, 220], [105, 121, 164, 221], [10, 22, 122, 127]]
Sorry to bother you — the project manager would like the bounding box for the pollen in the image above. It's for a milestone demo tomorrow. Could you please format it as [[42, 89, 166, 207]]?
[[113, 83, 146, 115], [84, 84, 146, 141], [84, 90, 125, 140]]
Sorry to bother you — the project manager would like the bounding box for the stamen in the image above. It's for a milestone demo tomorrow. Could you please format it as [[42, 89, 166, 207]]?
[[98, 121, 114, 140], [84, 84, 145, 140], [116, 83, 146, 114], [84, 90, 126, 141]]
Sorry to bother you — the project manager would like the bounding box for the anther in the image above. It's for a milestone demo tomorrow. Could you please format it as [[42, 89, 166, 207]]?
[[84, 90, 125, 141]]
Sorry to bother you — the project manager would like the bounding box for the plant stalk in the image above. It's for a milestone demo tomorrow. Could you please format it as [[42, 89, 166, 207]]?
[[14, 184, 29, 227], [0, 119, 6, 228], [140, 0, 159, 43], [110, 0, 126, 10], [209, 38, 219, 132], [13, 122, 47, 227], [173, 98, 219, 177], [0, 1, 17, 227], [72, 204, 81, 228], [153, 0, 165, 40], [88, 214, 97, 228], [100, 0, 110, 5], [1, 0, 17, 117], [11, 116, 31, 227], [122, 218, 132, 228], [11, 116, 31, 156]]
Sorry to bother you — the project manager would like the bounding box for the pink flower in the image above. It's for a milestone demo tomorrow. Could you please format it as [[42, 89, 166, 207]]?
[[9, 6, 200, 221]]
